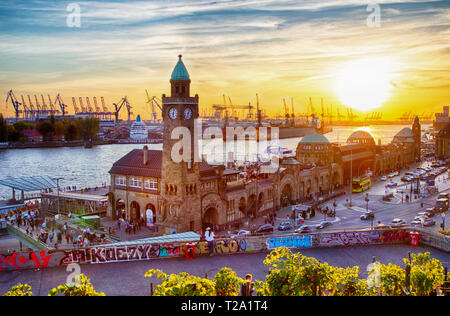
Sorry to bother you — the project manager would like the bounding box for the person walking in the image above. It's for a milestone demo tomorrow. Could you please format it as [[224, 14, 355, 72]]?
[[205, 227, 215, 257]]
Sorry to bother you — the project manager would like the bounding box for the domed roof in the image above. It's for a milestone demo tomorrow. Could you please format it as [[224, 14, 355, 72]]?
[[395, 127, 413, 138], [300, 133, 330, 144], [347, 130, 375, 145], [170, 55, 190, 81]]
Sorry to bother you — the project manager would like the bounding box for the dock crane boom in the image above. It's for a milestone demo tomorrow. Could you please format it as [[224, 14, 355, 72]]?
[[54, 94, 68, 116], [72, 97, 80, 114], [5, 90, 21, 120], [113, 96, 133, 122], [86, 97, 93, 113], [145, 89, 162, 122]]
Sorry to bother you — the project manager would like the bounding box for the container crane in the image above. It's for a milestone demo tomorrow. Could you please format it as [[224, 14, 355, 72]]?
[[40, 94, 50, 116], [72, 97, 80, 114], [78, 97, 86, 113], [47, 94, 60, 115], [85, 97, 94, 114], [20, 95, 33, 120], [100, 97, 112, 120]]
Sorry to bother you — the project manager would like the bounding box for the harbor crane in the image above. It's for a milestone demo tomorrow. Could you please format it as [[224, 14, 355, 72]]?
[[72, 97, 80, 114], [100, 97, 112, 120], [145, 89, 162, 122], [6, 90, 22, 120], [78, 97, 86, 113], [85, 97, 94, 113], [47, 94, 60, 115], [54, 94, 68, 116], [212, 94, 254, 120], [113, 96, 132, 122]]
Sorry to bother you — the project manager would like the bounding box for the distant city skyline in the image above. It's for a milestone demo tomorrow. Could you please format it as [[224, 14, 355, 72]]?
[[0, 0, 449, 120]]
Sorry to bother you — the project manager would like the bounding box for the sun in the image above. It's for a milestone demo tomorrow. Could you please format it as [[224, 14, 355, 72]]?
[[334, 57, 394, 112]]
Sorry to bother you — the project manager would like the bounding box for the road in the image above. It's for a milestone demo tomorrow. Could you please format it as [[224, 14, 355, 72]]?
[[0, 244, 448, 296], [268, 161, 450, 234]]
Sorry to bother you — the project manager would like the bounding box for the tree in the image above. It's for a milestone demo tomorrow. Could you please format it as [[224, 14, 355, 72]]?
[[0, 114, 8, 142], [145, 269, 215, 296], [3, 283, 32, 296], [76, 117, 99, 141], [48, 274, 105, 296], [408, 252, 444, 296], [36, 121, 55, 141], [213, 267, 244, 296], [255, 247, 332, 296]]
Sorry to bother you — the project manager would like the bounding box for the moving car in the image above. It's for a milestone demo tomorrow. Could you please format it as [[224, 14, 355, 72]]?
[[294, 225, 312, 234], [423, 219, 436, 227], [316, 221, 332, 230], [411, 219, 422, 226], [230, 230, 251, 239], [386, 182, 398, 188], [401, 176, 412, 182], [253, 224, 274, 235], [381, 176, 388, 181], [391, 218, 406, 227], [360, 211, 375, 220], [278, 221, 292, 231]]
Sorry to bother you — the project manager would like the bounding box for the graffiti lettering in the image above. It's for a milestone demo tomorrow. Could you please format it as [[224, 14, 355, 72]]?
[[381, 230, 409, 244], [266, 235, 312, 250], [320, 232, 381, 247]]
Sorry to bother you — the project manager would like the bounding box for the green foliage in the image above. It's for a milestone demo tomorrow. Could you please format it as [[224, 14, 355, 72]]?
[[145, 269, 215, 296], [48, 274, 105, 296], [407, 252, 444, 296], [0, 114, 9, 142], [76, 117, 100, 141], [3, 283, 32, 296], [213, 267, 244, 296], [377, 262, 406, 296]]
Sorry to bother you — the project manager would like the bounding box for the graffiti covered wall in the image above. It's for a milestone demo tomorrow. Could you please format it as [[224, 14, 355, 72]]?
[[0, 228, 417, 272]]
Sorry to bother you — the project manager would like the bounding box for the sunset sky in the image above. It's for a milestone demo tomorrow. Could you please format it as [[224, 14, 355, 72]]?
[[0, 0, 449, 120]]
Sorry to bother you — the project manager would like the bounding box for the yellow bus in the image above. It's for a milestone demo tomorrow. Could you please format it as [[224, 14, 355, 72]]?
[[352, 176, 371, 193]]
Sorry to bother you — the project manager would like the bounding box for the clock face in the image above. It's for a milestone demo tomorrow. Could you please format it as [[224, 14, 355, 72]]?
[[184, 108, 193, 120], [168, 107, 178, 120]]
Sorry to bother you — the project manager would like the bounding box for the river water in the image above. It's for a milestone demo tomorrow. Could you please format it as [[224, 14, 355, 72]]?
[[0, 124, 422, 200]]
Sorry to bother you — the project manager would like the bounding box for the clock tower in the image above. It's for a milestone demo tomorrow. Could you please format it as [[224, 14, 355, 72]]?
[[159, 55, 202, 233]]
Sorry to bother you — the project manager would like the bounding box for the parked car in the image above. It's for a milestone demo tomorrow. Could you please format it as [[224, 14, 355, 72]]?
[[401, 176, 412, 182], [316, 221, 332, 230], [360, 211, 375, 220], [230, 230, 251, 239], [391, 218, 406, 227], [438, 192, 450, 200], [423, 219, 436, 227], [278, 221, 292, 231], [294, 225, 312, 234], [381, 176, 388, 181], [253, 224, 274, 235]]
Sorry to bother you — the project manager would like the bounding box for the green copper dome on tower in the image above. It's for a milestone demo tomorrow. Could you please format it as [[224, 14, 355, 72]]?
[[170, 55, 190, 81]]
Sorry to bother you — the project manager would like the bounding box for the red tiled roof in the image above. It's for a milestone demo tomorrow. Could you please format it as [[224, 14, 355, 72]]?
[[22, 129, 43, 137], [109, 148, 217, 178]]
